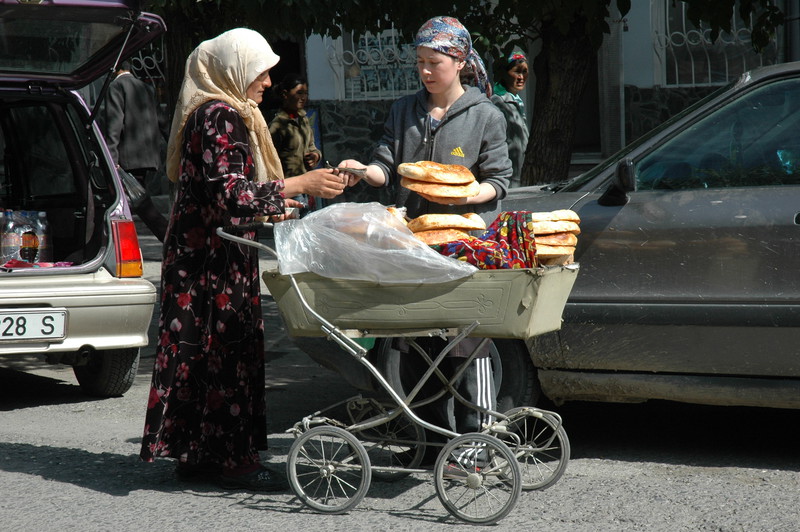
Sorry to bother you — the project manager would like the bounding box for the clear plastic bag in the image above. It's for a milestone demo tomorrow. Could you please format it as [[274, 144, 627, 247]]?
[[273, 202, 477, 284]]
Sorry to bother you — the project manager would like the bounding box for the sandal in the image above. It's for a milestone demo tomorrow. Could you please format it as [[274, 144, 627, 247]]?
[[219, 465, 288, 492]]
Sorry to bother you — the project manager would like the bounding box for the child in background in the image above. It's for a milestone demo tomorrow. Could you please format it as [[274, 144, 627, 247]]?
[[269, 74, 322, 214]]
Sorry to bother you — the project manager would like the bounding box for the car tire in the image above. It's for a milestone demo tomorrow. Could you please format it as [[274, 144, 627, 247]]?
[[372, 337, 539, 411], [73, 348, 140, 397], [492, 338, 539, 411]]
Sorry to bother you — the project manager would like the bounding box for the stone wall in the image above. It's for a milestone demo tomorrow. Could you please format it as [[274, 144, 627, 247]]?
[[313, 99, 394, 204]]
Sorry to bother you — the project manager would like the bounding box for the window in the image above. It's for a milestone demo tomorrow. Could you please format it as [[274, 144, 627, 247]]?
[[0, 125, 8, 198], [636, 78, 800, 190], [11, 105, 77, 197], [0, 19, 121, 75], [326, 28, 420, 100], [653, 0, 784, 87]]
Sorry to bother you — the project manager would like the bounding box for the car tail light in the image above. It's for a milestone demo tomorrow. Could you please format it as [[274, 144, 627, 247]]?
[[112, 219, 144, 278]]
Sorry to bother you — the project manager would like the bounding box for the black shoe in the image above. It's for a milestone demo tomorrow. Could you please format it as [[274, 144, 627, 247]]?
[[219, 466, 288, 492], [175, 462, 221, 482]]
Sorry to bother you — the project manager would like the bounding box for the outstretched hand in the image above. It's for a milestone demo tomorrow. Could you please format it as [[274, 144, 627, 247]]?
[[284, 168, 347, 199], [335, 159, 368, 187]]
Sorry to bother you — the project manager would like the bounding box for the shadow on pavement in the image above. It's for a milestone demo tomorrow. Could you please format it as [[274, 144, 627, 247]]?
[[0, 365, 86, 410]]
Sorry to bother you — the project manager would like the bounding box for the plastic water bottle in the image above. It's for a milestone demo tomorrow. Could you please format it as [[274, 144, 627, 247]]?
[[34, 211, 52, 262], [1, 209, 20, 263], [18, 211, 39, 263], [0, 211, 5, 263]]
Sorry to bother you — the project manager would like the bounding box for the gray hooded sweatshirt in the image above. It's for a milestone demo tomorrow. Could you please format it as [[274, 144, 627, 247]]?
[[371, 86, 512, 218]]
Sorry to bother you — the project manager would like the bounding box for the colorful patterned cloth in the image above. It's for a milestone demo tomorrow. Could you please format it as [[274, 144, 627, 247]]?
[[431, 211, 537, 269], [414, 16, 491, 96]]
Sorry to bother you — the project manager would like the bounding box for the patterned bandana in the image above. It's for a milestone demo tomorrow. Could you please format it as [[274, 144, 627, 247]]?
[[505, 52, 528, 72], [414, 16, 491, 96]]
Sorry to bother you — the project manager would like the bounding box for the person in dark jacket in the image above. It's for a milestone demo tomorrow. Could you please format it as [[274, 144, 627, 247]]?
[[491, 52, 530, 188], [103, 61, 168, 241], [337, 16, 512, 465]]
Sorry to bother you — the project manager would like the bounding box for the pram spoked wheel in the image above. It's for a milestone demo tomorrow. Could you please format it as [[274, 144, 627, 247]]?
[[286, 426, 372, 514], [346, 398, 426, 482], [433, 432, 522, 525], [497, 407, 570, 490]]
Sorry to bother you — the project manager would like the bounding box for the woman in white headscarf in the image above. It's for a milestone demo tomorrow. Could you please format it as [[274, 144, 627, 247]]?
[[140, 28, 345, 492]]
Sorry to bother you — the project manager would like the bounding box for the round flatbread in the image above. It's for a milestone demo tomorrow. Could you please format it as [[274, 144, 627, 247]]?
[[397, 161, 475, 184], [536, 244, 576, 258], [401, 177, 481, 198], [531, 220, 581, 235], [407, 213, 486, 233], [386, 206, 408, 225], [535, 232, 578, 246], [462, 213, 484, 225], [412, 229, 472, 246], [529, 210, 582, 223]]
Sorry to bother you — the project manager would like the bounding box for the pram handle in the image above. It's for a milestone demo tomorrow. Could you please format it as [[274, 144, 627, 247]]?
[[216, 224, 278, 259], [220, 221, 273, 234]]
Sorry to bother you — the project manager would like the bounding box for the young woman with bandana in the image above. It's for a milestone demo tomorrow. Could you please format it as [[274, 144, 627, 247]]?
[[338, 16, 512, 465], [491, 52, 530, 188], [140, 28, 346, 492], [339, 15, 511, 218]]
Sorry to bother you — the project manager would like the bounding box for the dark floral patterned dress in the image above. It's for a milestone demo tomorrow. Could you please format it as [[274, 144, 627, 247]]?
[[140, 100, 285, 469]]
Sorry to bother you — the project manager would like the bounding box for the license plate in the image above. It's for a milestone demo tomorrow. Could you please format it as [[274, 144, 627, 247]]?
[[0, 309, 67, 341]]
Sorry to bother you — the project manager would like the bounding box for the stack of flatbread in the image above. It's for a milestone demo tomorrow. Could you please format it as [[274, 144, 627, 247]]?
[[398, 161, 480, 201], [531, 209, 581, 265], [407, 212, 486, 246]]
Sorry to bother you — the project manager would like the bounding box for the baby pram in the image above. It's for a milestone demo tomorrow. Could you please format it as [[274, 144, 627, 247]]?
[[218, 223, 579, 525]]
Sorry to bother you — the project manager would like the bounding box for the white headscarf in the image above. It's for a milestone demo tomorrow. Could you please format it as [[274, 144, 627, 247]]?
[[165, 28, 283, 183]]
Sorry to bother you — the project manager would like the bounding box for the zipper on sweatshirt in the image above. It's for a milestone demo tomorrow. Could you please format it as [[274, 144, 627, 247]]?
[[423, 114, 435, 160]]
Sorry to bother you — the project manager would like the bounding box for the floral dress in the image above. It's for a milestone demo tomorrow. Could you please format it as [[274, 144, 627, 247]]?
[[140, 100, 285, 469]]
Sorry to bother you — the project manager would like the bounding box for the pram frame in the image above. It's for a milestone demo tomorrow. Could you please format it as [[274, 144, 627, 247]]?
[[218, 223, 574, 524]]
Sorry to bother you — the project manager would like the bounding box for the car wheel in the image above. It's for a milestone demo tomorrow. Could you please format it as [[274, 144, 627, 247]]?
[[372, 337, 539, 411], [492, 339, 539, 411], [73, 348, 140, 397]]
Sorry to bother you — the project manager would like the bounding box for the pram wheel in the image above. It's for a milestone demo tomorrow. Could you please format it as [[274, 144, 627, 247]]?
[[497, 407, 570, 490], [433, 432, 521, 525], [347, 398, 426, 482], [286, 426, 371, 514]]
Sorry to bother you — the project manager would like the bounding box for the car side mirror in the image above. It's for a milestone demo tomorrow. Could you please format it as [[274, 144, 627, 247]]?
[[598, 158, 635, 206], [615, 158, 636, 192]]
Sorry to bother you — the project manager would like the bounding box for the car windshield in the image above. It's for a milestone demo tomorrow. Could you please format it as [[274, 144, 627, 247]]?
[[636, 77, 800, 190], [559, 80, 735, 193]]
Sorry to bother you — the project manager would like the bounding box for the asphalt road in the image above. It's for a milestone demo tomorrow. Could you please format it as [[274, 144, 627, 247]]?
[[1, 219, 799, 531]]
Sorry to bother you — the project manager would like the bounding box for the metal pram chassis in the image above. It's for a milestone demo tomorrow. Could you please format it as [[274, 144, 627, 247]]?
[[218, 225, 579, 525]]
